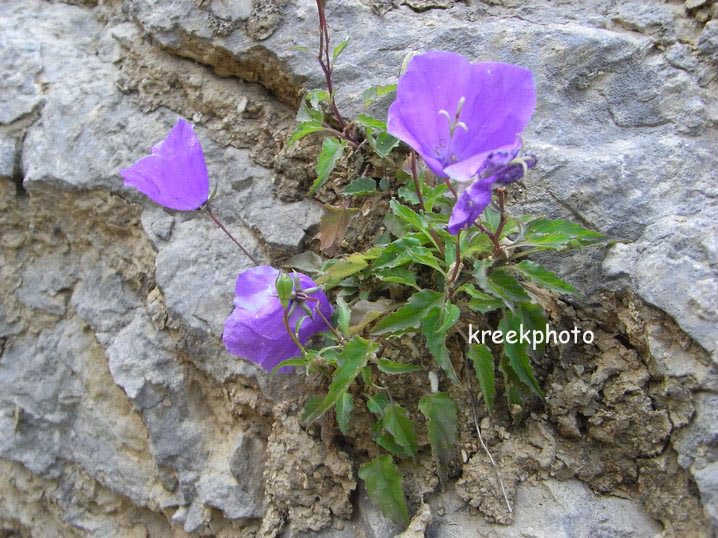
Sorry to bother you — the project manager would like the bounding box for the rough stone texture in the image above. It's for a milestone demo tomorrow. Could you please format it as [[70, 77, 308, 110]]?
[[1, 0, 717, 536]]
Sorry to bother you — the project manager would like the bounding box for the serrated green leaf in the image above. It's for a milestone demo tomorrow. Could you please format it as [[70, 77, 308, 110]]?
[[332, 37, 350, 62], [309, 137, 347, 195], [301, 395, 323, 422], [317, 253, 368, 287], [374, 267, 420, 290], [367, 393, 390, 416], [499, 312, 544, 398], [306, 89, 330, 108], [521, 218, 605, 249], [336, 296, 351, 337], [421, 309, 460, 385], [515, 260, 577, 294], [272, 356, 308, 374], [303, 336, 377, 423], [484, 269, 531, 305], [382, 404, 418, 461], [517, 302, 548, 355], [358, 455, 410, 528], [287, 121, 325, 146], [483, 205, 501, 233], [372, 289, 444, 335], [373, 132, 400, 158], [376, 358, 423, 374], [418, 392, 458, 486], [361, 83, 397, 107], [356, 113, 387, 131], [372, 235, 445, 274], [460, 284, 503, 313], [336, 392, 353, 435], [341, 176, 377, 196], [390, 199, 425, 230], [468, 344, 496, 411]]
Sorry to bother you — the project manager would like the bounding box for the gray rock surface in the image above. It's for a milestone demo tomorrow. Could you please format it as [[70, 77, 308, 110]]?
[[429, 480, 663, 537], [1, 0, 716, 535]]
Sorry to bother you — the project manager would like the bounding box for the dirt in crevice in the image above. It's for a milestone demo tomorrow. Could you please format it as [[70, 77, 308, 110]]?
[[116, 38, 296, 170]]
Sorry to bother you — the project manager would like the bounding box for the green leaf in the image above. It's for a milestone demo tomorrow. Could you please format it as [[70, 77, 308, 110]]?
[[460, 284, 503, 314], [374, 267, 420, 290], [372, 234, 445, 274], [301, 395, 323, 423], [302, 336, 377, 423], [521, 218, 605, 249], [317, 253, 368, 287], [272, 356, 309, 374], [421, 309, 460, 385], [372, 289, 444, 335], [517, 302, 548, 356], [372, 132, 400, 158], [390, 200, 425, 230], [358, 456, 410, 528], [287, 121, 324, 146], [341, 176, 377, 196], [418, 392, 458, 485], [356, 113, 387, 131], [468, 344, 496, 411], [483, 205, 501, 233], [499, 311, 544, 398], [376, 358, 423, 375], [484, 269, 531, 305], [367, 393, 389, 416], [378, 177, 391, 191], [309, 137, 347, 195], [335, 296, 351, 337], [335, 392, 353, 435], [332, 37, 350, 62], [361, 83, 397, 107], [382, 404, 418, 461], [515, 260, 577, 294], [306, 89, 330, 108]]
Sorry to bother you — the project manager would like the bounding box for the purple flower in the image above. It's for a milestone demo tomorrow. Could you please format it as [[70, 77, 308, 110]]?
[[223, 265, 333, 372], [120, 118, 210, 211], [387, 51, 535, 182], [447, 155, 537, 235]]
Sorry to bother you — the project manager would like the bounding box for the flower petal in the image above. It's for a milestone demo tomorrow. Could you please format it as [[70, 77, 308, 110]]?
[[388, 51, 474, 176], [447, 179, 493, 235], [120, 118, 209, 210], [223, 265, 333, 372], [450, 62, 536, 172]]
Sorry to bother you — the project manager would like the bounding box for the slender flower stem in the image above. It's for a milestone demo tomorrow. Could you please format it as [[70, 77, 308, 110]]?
[[410, 151, 426, 210], [492, 189, 507, 257], [203, 204, 260, 266], [411, 151, 445, 257], [442, 177, 458, 199], [447, 230, 462, 298], [304, 295, 344, 343], [282, 310, 307, 355], [315, 0, 349, 133]]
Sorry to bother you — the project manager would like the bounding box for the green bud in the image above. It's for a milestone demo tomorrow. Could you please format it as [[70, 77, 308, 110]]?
[[275, 272, 294, 310]]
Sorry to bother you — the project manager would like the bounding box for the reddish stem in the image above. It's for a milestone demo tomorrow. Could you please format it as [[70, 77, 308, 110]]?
[[203, 205, 260, 266]]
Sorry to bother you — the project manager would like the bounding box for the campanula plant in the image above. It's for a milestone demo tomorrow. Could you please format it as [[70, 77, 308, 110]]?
[[120, 2, 609, 530], [284, 4, 608, 526]]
